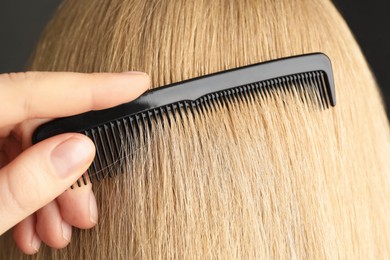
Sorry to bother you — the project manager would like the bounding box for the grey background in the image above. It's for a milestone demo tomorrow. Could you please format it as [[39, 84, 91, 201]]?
[[0, 0, 388, 114]]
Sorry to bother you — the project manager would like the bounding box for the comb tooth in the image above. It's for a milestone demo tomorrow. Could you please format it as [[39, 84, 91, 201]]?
[[239, 86, 246, 104], [174, 103, 181, 119], [181, 102, 189, 117], [90, 128, 103, 181], [124, 116, 136, 167], [228, 88, 236, 102], [161, 106, 172, 127], [307, 72, 323, 108], [225, 89, 233, 105], [84, 129, 97, 183], [165, 105, 174, 124], [215, 93, 224, 110], [310, 72, 324, 108], [253, 82, 262, 98], [146, 112, 153, 139], [278, 77, 287, 97], [189, 100, 197, 117], [176, 102, 185, 121], [82, 172, 88, 185], [263, 80, 271, 99], [207, 94, 216, 112], [276, 78, 285, 101], [293, 74, 304, 101], [76, 179, 81, 187], [197, 98, 205, 115], [141, 112, 150, 138], [271, 79, 280, 95], [110, 122, 121, 160], [276, 77, 284, 97], [116, 119, 126, 171], [299, 72, 309, 92], [153, 108, 158, 122], [170, 104, 178, 121], [191, 99, 200, 113], [187, 101, 195, 117], [147, 111, 154, 128], [152, 108, 159, 122], [299, 73, 317, 100], [304, 72, 319, 107], [90, 156, 99, 182], [271, 79, 280, 99], [137, 114, 147, 146], [291, 75, 298, 92], [247, 83, 257, 102], [122, 117, 132, 149], [319, 71, 331, 107], [240, 86, 248, 104], [298, 73, 310, 104], [267, 79, 274, 98], [97, 126, 111, 179], [103, 124, 116, 173], [130, 115, 139, 140], [215, 92, 225, 109], [306, 72, 320, 106], [218, 91, 226, 105], [213, 92, 221, 108], [281, 77, 289, 96], [134, 114, 141, 135], [290, 75, 298, 95], [296, 73, 303, 88], [232, 87, 240, 103], [271, 78, 277, 92], [213, 93, 224, 111], [233, 87, 242, 103], [195, 97, 206, 115], [292, 75, 300, 94], [158, 107, 166, 125]]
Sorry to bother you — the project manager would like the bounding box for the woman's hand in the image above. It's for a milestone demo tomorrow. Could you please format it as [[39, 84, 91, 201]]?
[[0, 71, 150, 254]]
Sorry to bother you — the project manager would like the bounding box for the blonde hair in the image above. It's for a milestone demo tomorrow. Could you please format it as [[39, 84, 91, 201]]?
[[1, 0, 389, 259]]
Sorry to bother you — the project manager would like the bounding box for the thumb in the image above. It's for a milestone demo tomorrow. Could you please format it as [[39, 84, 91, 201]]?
[[0, 133, 95, 235]]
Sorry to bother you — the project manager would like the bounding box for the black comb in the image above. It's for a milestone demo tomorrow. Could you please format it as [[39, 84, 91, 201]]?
[[32, 53, 335, 187]]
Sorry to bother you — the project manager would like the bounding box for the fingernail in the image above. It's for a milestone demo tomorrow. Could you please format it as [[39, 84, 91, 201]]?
[[121, 71, 148, 75], [51, 136, 95, 179], [62, 222, 72, 242], [31, 234, 41, 252], [89, 191, 98, 224]]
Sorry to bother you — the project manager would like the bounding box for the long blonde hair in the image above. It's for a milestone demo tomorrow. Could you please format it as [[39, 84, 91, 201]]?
[[1, 0, 389, 259]]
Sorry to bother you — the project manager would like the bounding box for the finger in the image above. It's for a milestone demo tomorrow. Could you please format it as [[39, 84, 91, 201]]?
[[36, 200, 72, 249], [13, 214, 41, 255], [0, 133, 95, 235], [0, 71, 150, 126], [57, 182, 98, 229]]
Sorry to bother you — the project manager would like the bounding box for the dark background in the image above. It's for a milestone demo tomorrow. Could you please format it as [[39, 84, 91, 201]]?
[[0, 1, 388, 114]]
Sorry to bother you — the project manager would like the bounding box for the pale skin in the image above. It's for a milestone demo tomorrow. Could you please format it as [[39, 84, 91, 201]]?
[[0, 71, 150, 254]]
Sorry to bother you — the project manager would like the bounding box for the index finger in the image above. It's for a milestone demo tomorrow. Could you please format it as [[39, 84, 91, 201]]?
[[0, 71, 150, 127]]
